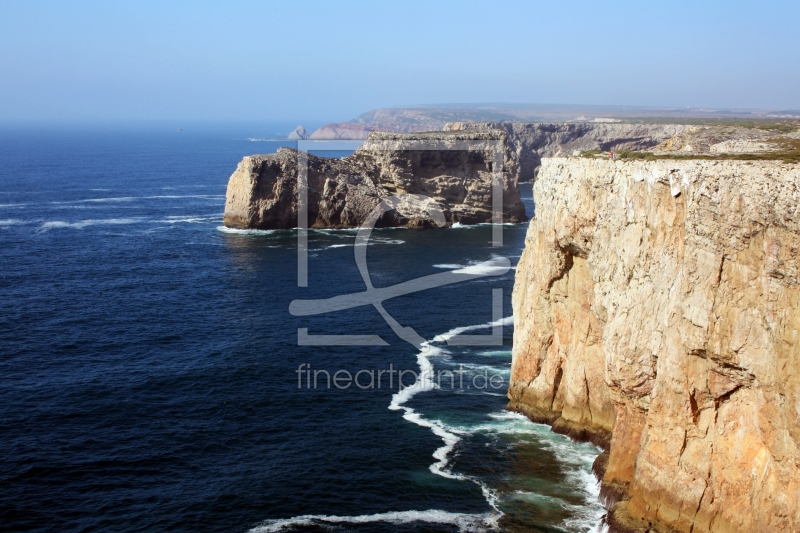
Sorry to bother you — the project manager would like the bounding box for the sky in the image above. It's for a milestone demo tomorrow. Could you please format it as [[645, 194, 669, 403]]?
[[1, 0, 798, 123]]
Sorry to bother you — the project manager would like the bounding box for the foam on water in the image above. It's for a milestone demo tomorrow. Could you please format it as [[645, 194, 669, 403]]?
[[255, 320, 515, 532], [430, 256, 512, 277], [216, 226, 278, 235], [477, 349, 512, 357], [432, 316, 514, 344], [38, 218, 144, 231], [249, 509, 493, 533]]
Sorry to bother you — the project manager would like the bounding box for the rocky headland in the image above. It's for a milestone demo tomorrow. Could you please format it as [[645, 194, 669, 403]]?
[[223, 130, 527, 230], [510, 157, 800, 532], [304, 104, 788, 140], [444, 122, 694, 181]]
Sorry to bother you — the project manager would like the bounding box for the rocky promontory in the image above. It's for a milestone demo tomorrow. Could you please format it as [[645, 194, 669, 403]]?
[[223, 130, 527, 230], [444, 122, 694, 181], [510, 157, 800, 532]]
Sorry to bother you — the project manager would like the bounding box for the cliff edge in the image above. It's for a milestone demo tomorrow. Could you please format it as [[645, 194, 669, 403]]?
[[445, 122, 693, 182], [510, 157, 800, 532], [223, 130, 526, 230]]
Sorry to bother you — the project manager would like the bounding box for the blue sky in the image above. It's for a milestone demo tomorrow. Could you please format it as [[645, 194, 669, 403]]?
[[1, 0, 798, 122]]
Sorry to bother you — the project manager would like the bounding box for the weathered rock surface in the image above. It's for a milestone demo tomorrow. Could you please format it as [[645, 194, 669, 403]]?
[[223, 130, 527, 230], [651, 125, 799, 155], [510, 157, 800, 532], [445, 122, 693, 182]]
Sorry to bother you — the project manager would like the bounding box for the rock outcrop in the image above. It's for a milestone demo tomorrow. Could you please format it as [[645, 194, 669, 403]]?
[[308, 123, 373, 140], [287, 125, 309, 140], [445, 122, 694, 182], [223, 130, 527, 230], [510, 157, 800, 532], [651, 125, 798, 155]]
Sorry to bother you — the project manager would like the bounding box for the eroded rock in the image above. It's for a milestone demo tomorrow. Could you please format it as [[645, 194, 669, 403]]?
[[223, 130, 527, 230], [444, 122, 693, 181], [510, 157, 800, 532]]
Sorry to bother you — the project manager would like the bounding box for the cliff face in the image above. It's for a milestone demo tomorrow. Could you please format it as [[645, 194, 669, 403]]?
[[444, 122, 693, 182], [510, 158, 800, 532], [223, 130, 526, 230]]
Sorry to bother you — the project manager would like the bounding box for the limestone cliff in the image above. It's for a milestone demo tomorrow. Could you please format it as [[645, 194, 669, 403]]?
[[444, 122, 693, 182], [223, 130, 526, 230], [510, 157, 800, 532]]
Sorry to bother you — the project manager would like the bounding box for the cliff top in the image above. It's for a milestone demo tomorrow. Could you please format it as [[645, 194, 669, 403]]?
[[570, 123, 800, 164]]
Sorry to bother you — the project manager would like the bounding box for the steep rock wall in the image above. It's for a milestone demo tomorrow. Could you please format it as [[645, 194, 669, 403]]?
[[445, 122, 693, 182], [510, 158, 800, 532], [223, 130, 526, 230]]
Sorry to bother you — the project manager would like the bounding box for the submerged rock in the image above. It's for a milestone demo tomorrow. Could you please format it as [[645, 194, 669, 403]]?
[[510, 157, 800, 532], [223, 130, 527, 230]]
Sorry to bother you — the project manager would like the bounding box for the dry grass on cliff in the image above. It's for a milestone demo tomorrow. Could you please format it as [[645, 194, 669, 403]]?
[[624, 117, 800, 131], [580, 139, 800, 164]]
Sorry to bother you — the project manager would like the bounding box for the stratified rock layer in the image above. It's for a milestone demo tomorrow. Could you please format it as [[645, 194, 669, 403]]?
[[510, 157, 800, 532], [223, 130, 526, 229], [445, 122, 693, 181]]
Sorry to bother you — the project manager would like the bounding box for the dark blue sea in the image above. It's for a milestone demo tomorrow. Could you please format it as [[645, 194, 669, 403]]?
[[0, 124, 604, 533]]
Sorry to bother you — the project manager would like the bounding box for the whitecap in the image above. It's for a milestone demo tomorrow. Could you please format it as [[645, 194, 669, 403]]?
[[477, 350, 512, 357], [216, 226, 278, 235], [432, 316, 513, 344], [0, 219, 27, 226], [161, 215, 220, 224], [431, 256, 512, 277], [38, 218, 143, 231]]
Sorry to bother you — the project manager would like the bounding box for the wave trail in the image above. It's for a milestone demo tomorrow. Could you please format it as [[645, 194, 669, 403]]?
[[249, 509, 493, 533]]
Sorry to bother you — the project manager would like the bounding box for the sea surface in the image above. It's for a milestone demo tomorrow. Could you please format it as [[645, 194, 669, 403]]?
[[0, 125, 605, 533]]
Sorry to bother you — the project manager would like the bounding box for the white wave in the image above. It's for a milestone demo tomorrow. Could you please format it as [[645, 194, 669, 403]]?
[[431, 256, 512, 277], [161, 215, 220, 224], [65, 197, 136, 203], [249, 509, 494, 533], [38, 218, 143, 231], [448, 222, 523, 229], [216, 226, 278, 235], [453, 257, 510, 276], [491, 412, 605, 532], [0, 204, 26, 208], [432, 316, 513, 344], [455, 362, 511, 376], [0, 219, 27, 226], [383, 320, 517, 527], [477, 349, 512, 357], [259, 317, 604, 532]]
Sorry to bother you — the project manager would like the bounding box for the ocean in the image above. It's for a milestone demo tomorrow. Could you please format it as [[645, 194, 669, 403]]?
[[0, 125, 605, 533]]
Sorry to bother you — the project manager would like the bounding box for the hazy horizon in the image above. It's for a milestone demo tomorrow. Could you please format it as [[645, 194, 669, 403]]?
[[2, 0, 799, 123]]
